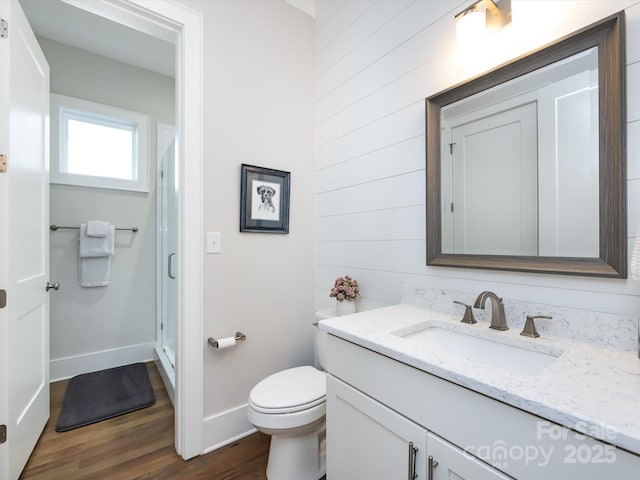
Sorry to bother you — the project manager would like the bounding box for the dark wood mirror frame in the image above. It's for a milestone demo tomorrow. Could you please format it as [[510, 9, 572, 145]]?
[[426, 11, 626, 278]]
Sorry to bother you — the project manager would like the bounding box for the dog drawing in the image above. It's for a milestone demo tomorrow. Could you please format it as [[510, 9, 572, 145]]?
[[257, 185, 276, 213]]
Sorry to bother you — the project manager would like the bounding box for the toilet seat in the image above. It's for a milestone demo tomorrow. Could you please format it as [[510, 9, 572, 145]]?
[[249, 395, 325, 414], [249, 366, 326, 414], [248, 400, 326, 432]]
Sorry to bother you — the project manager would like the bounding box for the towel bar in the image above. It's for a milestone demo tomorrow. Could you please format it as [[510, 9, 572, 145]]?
[[207, 331, 247, 348], [50, 224, 139, 233]]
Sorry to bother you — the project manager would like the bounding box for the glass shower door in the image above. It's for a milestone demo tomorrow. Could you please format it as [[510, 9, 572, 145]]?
[[160, 139, 177, 370]]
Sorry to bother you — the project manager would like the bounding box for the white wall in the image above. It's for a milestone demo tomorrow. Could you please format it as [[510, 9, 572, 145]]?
[[43, 38, 175, 380], [178, 0, 316, 450], [314, 0, 640, 318]]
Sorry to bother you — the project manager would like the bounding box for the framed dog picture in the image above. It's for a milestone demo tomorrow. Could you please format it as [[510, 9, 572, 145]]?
[[240, 164, 290, 233]]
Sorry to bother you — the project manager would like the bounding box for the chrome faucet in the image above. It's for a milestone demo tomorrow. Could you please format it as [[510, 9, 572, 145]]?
[[473, 291, 508, 331]]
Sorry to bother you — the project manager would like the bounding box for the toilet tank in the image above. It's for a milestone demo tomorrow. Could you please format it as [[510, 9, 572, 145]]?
[[313, 309, 335, 370]]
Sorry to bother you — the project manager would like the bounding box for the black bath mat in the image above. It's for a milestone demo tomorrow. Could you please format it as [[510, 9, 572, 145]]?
[[56, 362, 155, 432]]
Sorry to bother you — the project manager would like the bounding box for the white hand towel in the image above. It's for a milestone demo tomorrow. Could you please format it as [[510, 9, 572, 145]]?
[[86, 220, 110, 238], [79, 223, 115, 257], [79, 223, 115, 288], [79, 256, 112, 287]]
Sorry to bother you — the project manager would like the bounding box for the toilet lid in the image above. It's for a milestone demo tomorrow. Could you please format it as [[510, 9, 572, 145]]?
[[249, 366, 326, 413]]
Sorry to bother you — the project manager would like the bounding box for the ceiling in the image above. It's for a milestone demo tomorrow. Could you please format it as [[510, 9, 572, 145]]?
[[285, 0, 316, 17], [19, 0, 176, 77], [19, 0, 315, 78]]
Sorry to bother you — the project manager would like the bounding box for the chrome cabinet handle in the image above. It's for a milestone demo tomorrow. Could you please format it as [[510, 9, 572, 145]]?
[[46, 282, 60, 292], [168, 253, 176, 279], [408, 441, 418, 480], [428, 455, 439, 480]]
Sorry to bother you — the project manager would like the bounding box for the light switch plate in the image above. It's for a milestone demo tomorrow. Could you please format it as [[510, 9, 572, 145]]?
[[207, 232, 222, 254]]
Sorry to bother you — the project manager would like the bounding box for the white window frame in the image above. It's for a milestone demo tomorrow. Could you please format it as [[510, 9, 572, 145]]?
[[50, 93, 150, 192]]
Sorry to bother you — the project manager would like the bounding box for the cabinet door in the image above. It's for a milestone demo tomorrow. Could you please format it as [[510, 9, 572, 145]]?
[[327, 375, 427, 479], [428, 432, 512, 480]]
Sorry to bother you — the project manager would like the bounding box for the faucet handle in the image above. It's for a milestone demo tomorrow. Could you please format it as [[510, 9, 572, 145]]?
[[453, 301, 477, 324], [520, 315, 553, 338]]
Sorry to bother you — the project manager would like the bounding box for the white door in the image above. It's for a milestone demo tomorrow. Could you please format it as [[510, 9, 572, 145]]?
[[0, 1, 50, 479], [326, 375, 428, 479], [447, 102, 538, 255]]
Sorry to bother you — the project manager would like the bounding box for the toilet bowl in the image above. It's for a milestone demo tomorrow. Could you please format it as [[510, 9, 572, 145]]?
[[248, 365, 326, 480]]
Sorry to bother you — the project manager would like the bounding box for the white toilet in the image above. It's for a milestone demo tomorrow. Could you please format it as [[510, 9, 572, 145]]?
[[247, 365, 326, 480]]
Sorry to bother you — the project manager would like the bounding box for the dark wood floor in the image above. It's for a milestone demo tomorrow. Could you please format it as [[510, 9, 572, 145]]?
[[20, 362, 271, 480]]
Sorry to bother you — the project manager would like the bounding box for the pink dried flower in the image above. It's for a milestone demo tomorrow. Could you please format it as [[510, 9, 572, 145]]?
[[329, 275, 361, 302]]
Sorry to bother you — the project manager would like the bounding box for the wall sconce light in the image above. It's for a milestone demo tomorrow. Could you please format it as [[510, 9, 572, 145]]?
[[455, 0, 512, 47]]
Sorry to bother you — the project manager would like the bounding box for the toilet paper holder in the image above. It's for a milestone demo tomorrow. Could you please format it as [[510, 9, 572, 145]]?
[[207, 331, 247, 349]]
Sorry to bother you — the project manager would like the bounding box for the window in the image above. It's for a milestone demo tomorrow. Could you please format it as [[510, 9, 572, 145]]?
[[51, 94, 150, 192]]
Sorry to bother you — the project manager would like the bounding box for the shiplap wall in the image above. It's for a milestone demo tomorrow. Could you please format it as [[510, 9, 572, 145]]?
[[314, 0, 640, 318]]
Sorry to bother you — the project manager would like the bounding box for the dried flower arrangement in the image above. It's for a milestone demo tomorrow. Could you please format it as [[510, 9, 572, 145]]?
[[329, 275, 360, 302]]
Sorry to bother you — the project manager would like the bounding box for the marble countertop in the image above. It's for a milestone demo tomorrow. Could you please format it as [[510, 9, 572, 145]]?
[[318, 304, 640, 456]]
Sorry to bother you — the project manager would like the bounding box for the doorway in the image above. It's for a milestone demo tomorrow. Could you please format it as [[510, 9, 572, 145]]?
[[26, 0, 177, 424], [13, 0, 204, 467]]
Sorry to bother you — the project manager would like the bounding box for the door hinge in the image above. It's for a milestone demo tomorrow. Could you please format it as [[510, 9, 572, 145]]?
[[0, 425, 6, 445], [0, 290, 5, 309], [449, 143, 455, 154], [0, 154, 7, 173], [450, 203, 454, 213], [0, 18, 7, 39], [160, 323, 164, 331]]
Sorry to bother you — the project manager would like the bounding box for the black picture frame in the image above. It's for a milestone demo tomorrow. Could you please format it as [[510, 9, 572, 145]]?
[[240, 164, 290, 234]]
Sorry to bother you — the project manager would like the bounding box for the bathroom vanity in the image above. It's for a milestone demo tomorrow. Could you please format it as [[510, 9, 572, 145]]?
[[317, 301, 640, 479]]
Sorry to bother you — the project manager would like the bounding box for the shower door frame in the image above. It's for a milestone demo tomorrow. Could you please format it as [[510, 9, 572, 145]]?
[[62, 0, 205, 460]]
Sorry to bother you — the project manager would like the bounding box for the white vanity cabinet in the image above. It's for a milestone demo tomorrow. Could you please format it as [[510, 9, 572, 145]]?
[[327, 374, 510, 479], [321, 332, 639, 480]]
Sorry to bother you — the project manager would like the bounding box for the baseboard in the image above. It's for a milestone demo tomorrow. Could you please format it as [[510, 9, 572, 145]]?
[[50, 342, 156, 381], [203, 403, 257, 454]]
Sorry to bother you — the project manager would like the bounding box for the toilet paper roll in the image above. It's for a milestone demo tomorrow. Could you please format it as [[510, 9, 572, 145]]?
[[215, 336, 236, 350]]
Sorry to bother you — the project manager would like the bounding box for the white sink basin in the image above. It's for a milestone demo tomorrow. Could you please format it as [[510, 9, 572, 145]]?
[[395, 324, 562, 375]]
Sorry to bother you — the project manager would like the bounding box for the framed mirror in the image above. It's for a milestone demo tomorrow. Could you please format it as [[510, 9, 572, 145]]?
[[426, 12, 626, 277]]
